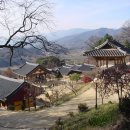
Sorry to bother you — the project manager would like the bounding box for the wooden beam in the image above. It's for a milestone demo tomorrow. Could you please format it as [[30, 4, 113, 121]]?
[[96, 59, 98, 67], [106, 59, 108, 68]]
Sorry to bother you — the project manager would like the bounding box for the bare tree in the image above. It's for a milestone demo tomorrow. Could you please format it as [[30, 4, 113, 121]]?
[[122, 21, 130, 39], [0, 0, 63, 65], [0, 0, 5, 10], [99, 64, 130, 104], [119, 20, 130, 44], [97, 79, 111, 104], [86, 36, 101, 50]]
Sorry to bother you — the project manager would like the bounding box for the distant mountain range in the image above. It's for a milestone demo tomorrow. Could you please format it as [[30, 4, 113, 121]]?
[[46, 28, 90, 41], [51, 28, 122, 49]]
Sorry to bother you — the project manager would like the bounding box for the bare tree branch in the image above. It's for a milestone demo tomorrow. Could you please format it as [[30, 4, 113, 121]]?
[[0, 0, 64, 66], [0, 0, 5, 10]]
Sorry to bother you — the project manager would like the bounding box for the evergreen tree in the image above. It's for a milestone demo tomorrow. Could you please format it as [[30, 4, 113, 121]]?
[[37, 56, 65, 68], [124, 40, 130, 48], [94, 34, 113, 48]]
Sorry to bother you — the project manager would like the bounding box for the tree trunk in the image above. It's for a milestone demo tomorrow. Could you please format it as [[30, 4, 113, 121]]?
[[101, 97, 104, 104]]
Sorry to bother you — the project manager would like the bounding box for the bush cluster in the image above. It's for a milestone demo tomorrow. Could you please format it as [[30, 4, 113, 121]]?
[[78, 103, 89, 112]]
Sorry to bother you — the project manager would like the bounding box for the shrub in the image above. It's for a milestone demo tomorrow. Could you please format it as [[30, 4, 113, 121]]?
[[69, 73, 81, 82], [82, 75, 92, 83], [53, 117, 64, 130], [55, 117, 63, 125], [68, 112, 75, 117], [119, 97, 130, 118], [108, 101, 113, 104], [78, 103, 89, 112]]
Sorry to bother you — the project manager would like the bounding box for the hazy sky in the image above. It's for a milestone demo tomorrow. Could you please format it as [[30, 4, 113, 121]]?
[[53, 0, 130, 30]]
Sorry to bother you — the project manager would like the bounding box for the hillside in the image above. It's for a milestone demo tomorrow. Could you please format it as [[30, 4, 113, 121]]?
[[0, 48, 41, 67], [54, 28, 122, 49], [0, 46, 68, 67]]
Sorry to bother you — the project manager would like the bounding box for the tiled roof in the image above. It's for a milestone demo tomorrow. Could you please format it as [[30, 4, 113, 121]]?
[[13, 62, 39, 76], [84, 49, 125, 57], [84, 40, 130, 57], [78, 64, 93, 71], [59, 66, 72, 75], [14, 63, 37, 76], [0, 76, 23, 101], [14, 62, 50, 76], [95, 40, 125, 50], [58, 64, 95, 75], [59, 66, 81, 75], [71, 65, 82, 70]]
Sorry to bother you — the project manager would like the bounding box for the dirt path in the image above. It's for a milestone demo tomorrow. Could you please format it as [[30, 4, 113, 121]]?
[[0, 87, 118, 130]]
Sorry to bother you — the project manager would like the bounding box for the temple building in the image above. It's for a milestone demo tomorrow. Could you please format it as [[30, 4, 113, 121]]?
[[84, 39, 130, 68], [13, 62, 51, 84], [0, 75, 44, 110]]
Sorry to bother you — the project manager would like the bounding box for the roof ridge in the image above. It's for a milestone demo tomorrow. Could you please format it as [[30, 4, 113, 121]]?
[[117, 47, 126, 54], [95, 39, 108, 49], [26, 62, 38, 66], [102, 48, 117, 50], [95, 39, 122, 50], [74, 64, 82, 66], [0, 75, 24, 83], [62, 65, 72, 68], [65, 64, 73, 67]]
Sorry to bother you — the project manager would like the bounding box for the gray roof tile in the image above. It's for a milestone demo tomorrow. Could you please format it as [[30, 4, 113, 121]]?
[[84, 40, 130, 57], [14, 62, 38, 76], [84, 49, 125, 57], [59, 66, 82, 75], [0, 76, 23, 101], [78, 64, 93, 71]]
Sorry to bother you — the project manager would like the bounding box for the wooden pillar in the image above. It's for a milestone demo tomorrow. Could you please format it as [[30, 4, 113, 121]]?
[[121, 58, 123, 64], [28, 97, 30, 111], [119, 59, 120, 64], [100, 60, 102, 67], [120, 58, 122, 64], [106, 59, 108, 68], [114, 58, 116, 65], [118, 59, 119, 64], [34, 87, 36, 111], [96, 59, 98, 67], [103, 59, 104, 66], [124, 57, 126, 63], [120, 59, 122, 64]]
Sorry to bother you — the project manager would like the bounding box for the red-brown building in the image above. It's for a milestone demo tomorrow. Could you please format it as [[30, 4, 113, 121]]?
[[0, 75, 44, 110]]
